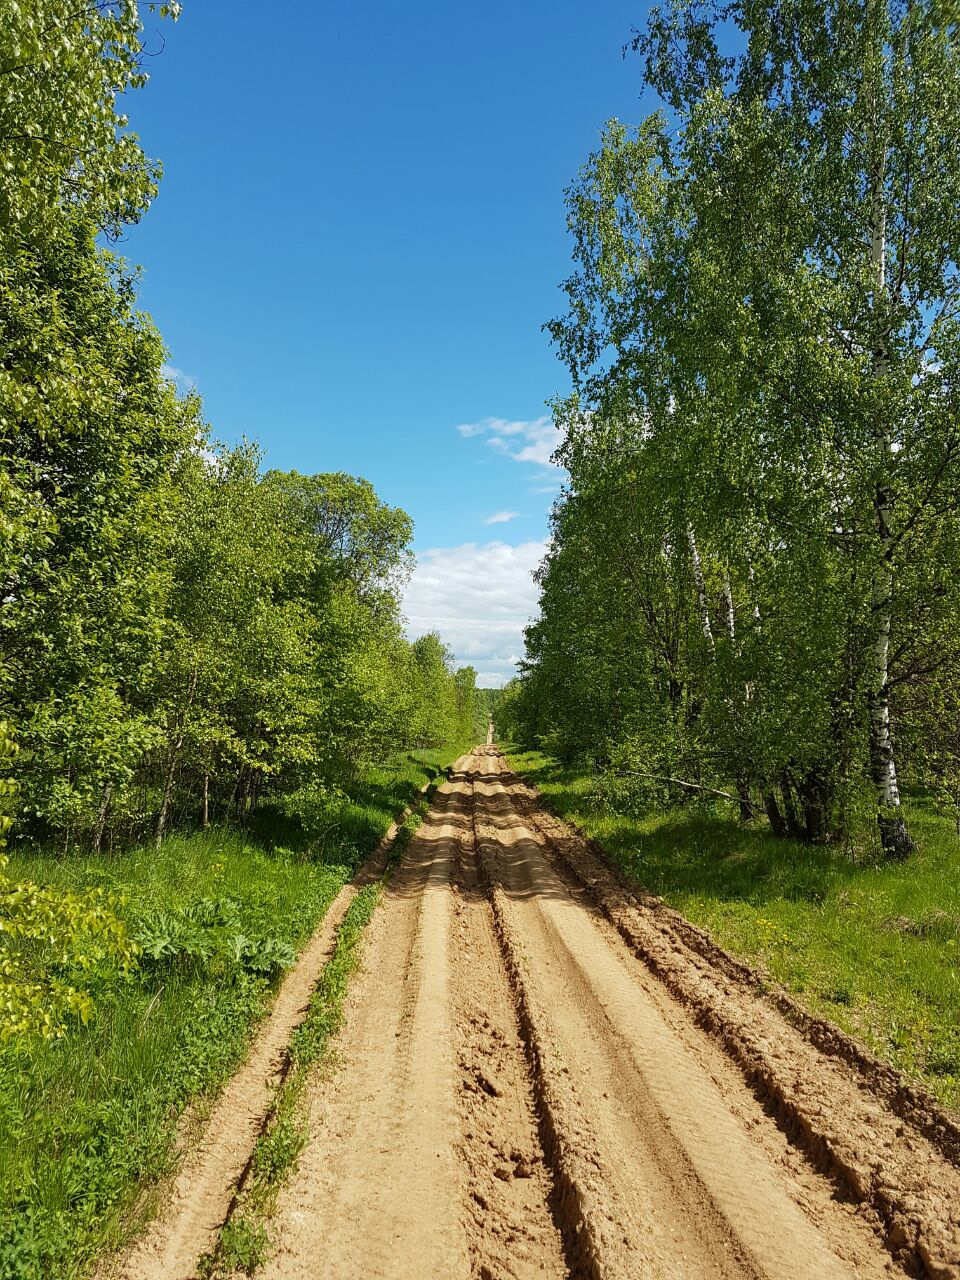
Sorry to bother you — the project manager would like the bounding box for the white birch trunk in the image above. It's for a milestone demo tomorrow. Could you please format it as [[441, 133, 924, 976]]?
[[868, 123, 913, 859], [92, 782, 112, 854], [687, 524, 713, 647], [156, 665, 198, 848], [721, 572, 754, 820], [722, 576, 736, 643]]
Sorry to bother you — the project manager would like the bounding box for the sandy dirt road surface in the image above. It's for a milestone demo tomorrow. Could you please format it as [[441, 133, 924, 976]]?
[[247, 748, 960, 1280]]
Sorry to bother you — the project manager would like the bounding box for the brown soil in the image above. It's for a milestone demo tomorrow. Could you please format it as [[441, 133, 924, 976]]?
[[111, 774, 447, 1280], [125, 749, 960, 1279]]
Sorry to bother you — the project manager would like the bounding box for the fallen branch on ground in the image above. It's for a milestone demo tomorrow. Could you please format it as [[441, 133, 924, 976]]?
[[612, 771, 758, 817]]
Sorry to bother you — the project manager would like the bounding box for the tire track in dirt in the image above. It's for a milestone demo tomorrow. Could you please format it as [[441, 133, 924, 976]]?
[[496, 753, 960, 1278], [451, 788, 567, 1279], [258, 762, 565, 1280], [112, 771, 453, 1280], [470, 750, 900, 1280]]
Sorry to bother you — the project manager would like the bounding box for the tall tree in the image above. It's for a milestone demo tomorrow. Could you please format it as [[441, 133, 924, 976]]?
[[531, 0, 960, 857]]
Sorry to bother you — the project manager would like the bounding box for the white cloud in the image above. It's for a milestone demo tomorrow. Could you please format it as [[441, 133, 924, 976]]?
[[161, 363, 197, 392], [484, 509, 519, 525], [403, 539, 547, 687], [457, 415, 564, 470]]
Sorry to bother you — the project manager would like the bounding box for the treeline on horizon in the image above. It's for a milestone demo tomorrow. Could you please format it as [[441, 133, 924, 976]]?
[[498, 0, 960, 861], [1, 2, 483, 857]]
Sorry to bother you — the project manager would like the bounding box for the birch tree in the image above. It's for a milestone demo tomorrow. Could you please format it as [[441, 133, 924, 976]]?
[[529, 0, 960, 856]]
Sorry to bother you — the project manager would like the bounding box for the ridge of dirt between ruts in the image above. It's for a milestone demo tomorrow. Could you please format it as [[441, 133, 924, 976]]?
[[467, 774, 610, 1280], [448, 782, 568, 1279], [110, 764, 461, 1280], [495, 753, 960, 1278], [510, 765, 960, 1167]]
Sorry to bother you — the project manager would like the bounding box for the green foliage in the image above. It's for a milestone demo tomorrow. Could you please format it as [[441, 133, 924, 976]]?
[[0, 854, 138, 1040], [249, 1094, 306, 1192], [0, 721, 138, 1042], [516, 0, 960, 859], [1, 2, 474, 859], [5, 430, 475, 848], [212, 1216, 269, 1277], [132, 898, 295, 979], [0, 0, 179, 233]]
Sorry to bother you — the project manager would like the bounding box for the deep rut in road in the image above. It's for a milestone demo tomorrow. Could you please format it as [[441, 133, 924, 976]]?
[[252, 747, 960, 1280], [128, 747, 960, 1279]]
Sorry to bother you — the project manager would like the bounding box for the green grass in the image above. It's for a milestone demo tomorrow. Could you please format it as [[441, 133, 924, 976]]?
[[0, 745, 465, 1280], [507, 748, 960, 1112]]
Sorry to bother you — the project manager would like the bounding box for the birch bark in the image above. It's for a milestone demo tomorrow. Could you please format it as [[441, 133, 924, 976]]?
[[866, 70, 914, 860], [687, 525, 713, 646]]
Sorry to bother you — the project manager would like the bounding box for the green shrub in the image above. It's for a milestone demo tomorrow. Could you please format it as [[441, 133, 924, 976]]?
[[132, 898, 294, 980]]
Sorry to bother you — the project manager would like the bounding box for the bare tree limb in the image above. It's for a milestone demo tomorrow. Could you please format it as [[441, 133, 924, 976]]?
[[612, 771, 758, 816]]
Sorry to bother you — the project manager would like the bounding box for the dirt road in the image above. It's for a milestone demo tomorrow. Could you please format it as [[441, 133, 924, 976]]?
[[252, 749, 960, 1280]]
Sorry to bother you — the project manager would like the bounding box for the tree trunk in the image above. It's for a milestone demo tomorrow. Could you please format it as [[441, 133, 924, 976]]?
[[868, 142, 914, 861], [92, 782, 113, 854], [779, 774, 803, 839], [722, 575, 736, 643], [764, 792, 787, 838], [797, 766, 837, 845], [687, 524, 714, 646], [202, 771, 209, 829], [156, 741, 181, 848], [868, 623, 913, 857], [722, 571, 753, 821], [156, 668, 198, 848], [733, 775, 753, 822], [800, 771, 828, 844]]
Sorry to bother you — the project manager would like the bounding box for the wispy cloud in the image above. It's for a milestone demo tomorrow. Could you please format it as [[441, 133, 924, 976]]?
[[457, 415, 564, 470], [161, 363, 197, 393], [403, 539, 546, 687], [484, 509, 519, 525]]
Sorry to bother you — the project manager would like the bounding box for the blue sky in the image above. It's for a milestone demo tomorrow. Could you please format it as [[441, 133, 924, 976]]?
[[124, 1, 655, 684]]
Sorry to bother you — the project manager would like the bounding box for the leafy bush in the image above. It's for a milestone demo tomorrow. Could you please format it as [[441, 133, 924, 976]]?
[[0, 721, 138, 1042], [132, 898, 294, 980], [276, 782, 348, 847]]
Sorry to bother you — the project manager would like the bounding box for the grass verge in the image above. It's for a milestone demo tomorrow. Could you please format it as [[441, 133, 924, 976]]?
[[506, 748, 960, 1112], [201, 800, 429, 1278], [0, 746, 464, 1280]]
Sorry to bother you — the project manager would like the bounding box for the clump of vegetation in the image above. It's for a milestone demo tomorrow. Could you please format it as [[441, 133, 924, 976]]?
[[132, 897, 295, 979], [211, 1216, 270, 1277], [0, 855, 139, 1040]]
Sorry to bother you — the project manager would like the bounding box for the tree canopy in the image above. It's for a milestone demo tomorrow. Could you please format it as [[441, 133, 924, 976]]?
[[511, 0, 960, 858], [0, 0, 482, 857]]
